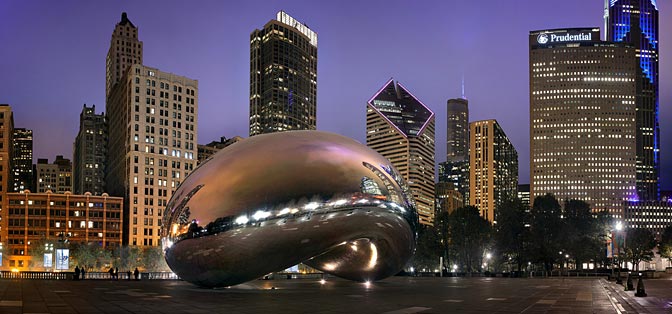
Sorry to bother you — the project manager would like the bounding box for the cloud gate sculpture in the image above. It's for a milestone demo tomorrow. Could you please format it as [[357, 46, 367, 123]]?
[[161, 131, 418, 288]]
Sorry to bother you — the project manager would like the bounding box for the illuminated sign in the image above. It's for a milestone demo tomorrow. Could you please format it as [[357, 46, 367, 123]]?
[[56, 249, 69, 270], [44, 253, 53, 268], [537, 32, 592, 44]]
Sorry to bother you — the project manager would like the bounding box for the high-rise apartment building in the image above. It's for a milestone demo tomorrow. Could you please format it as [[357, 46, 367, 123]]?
[[469, 119, 518, 223], [197, 136, 243, 164], [35, 156, 72, 193], [438, 160, 469, 207], [107, 64, 198, 247], [529, 28, 637, 216], [446, 97, 469, 162], [606, 0, 659, 200], [11, 128, 32, 192], [73, 104, 107, 195], [0, 105, 14, 249], [106, 12, 143, 99], [366, 79, 435, 225], [249, 11, 317, 136]]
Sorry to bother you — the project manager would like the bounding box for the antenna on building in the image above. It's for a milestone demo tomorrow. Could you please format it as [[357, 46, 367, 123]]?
[[461, 75, 466, 99]]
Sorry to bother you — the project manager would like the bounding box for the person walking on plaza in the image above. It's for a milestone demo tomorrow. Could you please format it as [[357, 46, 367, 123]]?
[[115, 267, 119, 280], [108, 267, 114, 280], [80, 266, 86, 280], [74, 266, 80, 281], [134, 267, 140, 280]]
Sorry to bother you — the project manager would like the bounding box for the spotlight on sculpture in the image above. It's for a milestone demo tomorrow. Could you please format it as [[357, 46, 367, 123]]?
[[161, 131, 418, 288]]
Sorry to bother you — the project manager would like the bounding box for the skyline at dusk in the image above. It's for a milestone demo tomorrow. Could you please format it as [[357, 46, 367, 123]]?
[[1, 0, 670, 188]]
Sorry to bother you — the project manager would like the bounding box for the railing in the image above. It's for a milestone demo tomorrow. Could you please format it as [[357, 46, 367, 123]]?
[[0, 271, 180, 280]]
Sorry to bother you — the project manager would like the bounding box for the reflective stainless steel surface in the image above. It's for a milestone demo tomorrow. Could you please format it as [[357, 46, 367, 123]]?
[[161, 131, 418, 288]]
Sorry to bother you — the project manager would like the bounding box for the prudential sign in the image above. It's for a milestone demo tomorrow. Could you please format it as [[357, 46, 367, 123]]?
[[537, 32, 592, 44]]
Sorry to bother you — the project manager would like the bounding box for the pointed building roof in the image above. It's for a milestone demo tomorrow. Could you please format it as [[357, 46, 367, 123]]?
[[367, 79, 434, 137], [118, 12, 136, 28]]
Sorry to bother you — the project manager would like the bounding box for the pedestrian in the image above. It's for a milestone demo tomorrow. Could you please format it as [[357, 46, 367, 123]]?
[[74, 266, 80, 281], [80, 266, 86, 280], [134, 267, 140, 280], [127, 270, 132, 281], [115, 267, 119, 280], [108, 267, 114, 280]]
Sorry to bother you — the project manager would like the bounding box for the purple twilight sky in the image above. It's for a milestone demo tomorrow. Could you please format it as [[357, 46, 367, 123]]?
[[0, 0, 670, 189]]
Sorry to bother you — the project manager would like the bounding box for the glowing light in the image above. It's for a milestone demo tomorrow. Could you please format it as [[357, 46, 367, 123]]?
[[323, 263, 337, 271], [11, 268, 19, 273], [615, 221, 623, 231], [320, 279, 326, 285], [368, 243, 378, 270], [253, 210, 271, 220], [235, 216, 249, 225], [277, 208, 290, 216], [364, 281, 371, 288], [330, 199, 347, 206], [304, 202, 320, 210]]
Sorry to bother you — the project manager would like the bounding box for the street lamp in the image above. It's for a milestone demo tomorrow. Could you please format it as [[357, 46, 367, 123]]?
[[614, 221, 624, 284], [485, 252, 492, 273]]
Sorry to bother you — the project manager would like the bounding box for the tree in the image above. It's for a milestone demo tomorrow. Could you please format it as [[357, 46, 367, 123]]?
[[141, 246, 170, 271], [623, 228, 656, 271], [448, 206, 492, 272], [529, 194, 563, 272], [434, 210, 451, 271], [494, 199, 530, 271], [27, 238, 58, 270], [561, 200, 607, 269], [114, 245, 142, 271], [658, 226, 672, 264], [71, 243, 110, 271]]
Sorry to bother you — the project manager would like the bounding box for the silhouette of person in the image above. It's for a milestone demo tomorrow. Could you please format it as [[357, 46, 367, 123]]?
[[80, 266, 86, 280], [108, 267, 114, 279], [74, 266, 80, 280], [134, 267, 140, 280]]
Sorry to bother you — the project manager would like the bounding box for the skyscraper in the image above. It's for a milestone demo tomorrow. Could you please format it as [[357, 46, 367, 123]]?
[[606, 0, 660, 200], [0, 105, 14, 249], [469, 119, 518, 223], [197, 136, 243, 164], [446, 97, 469, 162], [366, 79, 435, 225], [11, 128, 32, 192], [107, 64, 198, 247], [106, 12, 143, 100], [73, 104, 107, 195], [249, 11, 317, 136], [529, 28, 637, 216]]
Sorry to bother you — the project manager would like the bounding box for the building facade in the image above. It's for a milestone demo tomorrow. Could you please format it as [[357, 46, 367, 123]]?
[[529, 28, 637, 216], [35, 156, 72, 194], [469, 119, 518, 223], [366, 79, 435, 225], [435, 181, 463, 215], [106, 64, 198, 247], [73, 104, 107, 195], [446, 97, 469, 162], [623, 200, 672, 240], [0, 105, 14, 253], [606, 0, 660, 201], [4, 192, 122, 270], [197, 136, 243, 164], [11, 128, 32, 192], [106, 12, 143, 99], [438, 160, 469, 207], [249, 11, 317, 136], [518, 184, 530, 207]]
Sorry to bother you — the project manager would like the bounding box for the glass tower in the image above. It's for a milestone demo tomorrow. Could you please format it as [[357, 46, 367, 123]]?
[[606, 0, 660, 200]]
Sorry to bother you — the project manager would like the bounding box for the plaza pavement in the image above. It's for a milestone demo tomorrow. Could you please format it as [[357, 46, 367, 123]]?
[[0, 275, 670, 313]]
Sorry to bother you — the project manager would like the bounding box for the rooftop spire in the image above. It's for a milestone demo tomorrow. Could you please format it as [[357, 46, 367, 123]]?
[[119, 12, 135, 28], [461, 75, 466, 99]]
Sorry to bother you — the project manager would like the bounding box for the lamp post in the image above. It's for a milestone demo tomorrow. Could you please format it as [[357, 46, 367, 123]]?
[[615, 221, 623, 284]]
